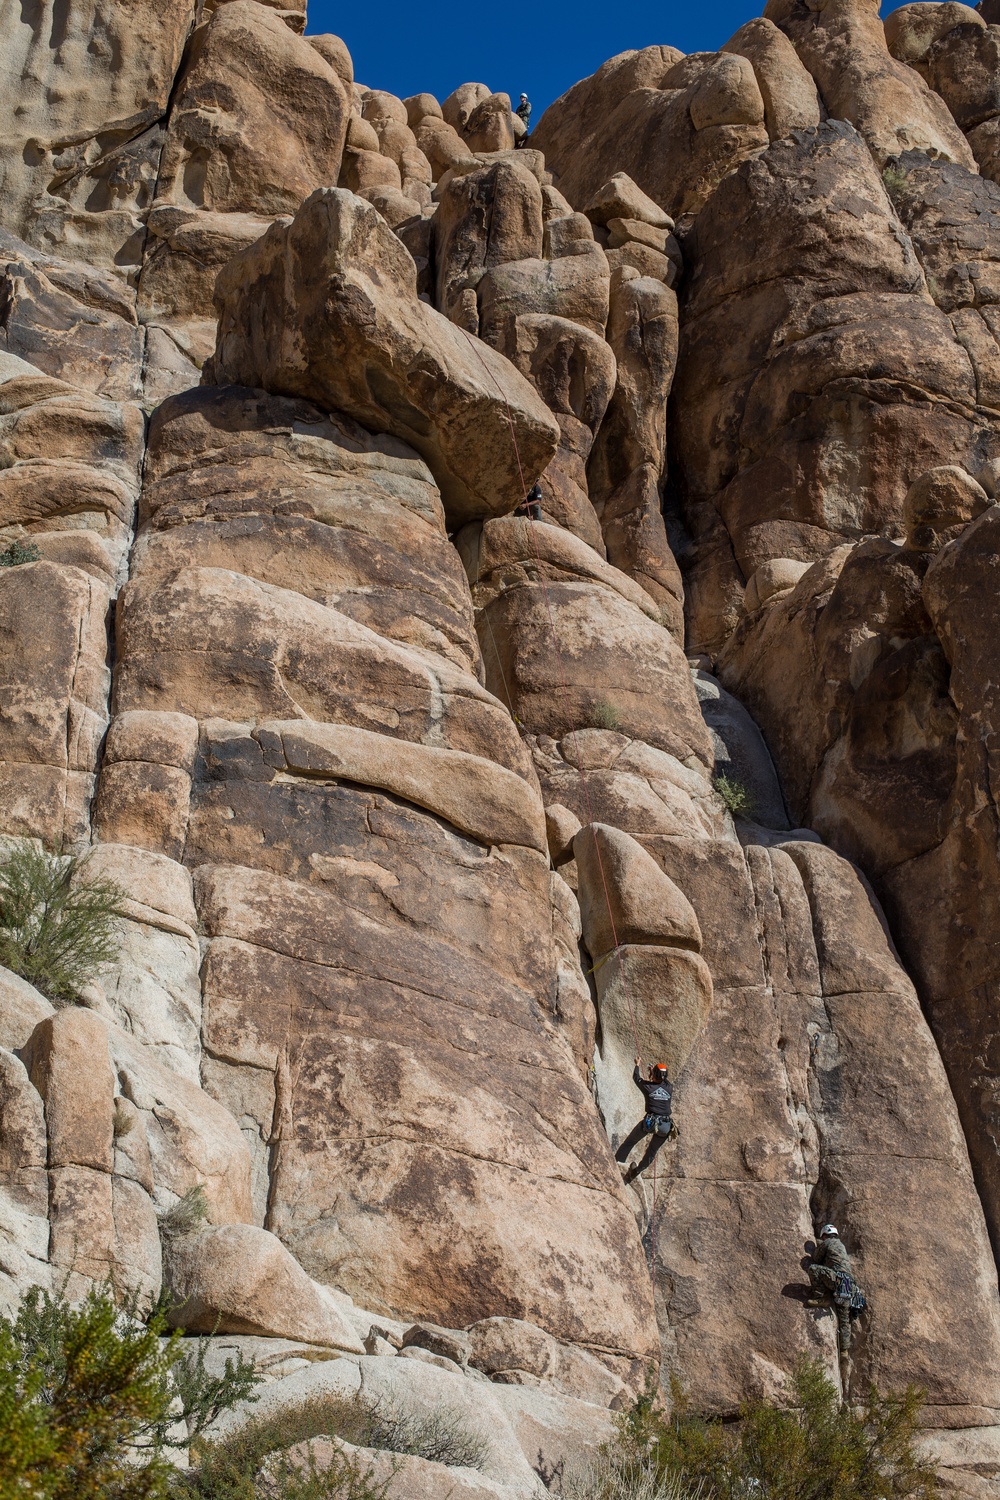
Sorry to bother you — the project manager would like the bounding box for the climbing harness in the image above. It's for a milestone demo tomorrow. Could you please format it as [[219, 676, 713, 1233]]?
[[459, 327, 660, 1280]]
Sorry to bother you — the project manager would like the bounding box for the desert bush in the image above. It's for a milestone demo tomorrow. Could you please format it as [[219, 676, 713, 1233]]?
[[570, 1447, 697, 1500], [0, 540, 41, 568], [712, 775, 756, 821], [159, 1185, 210, 1240], [590, 699, 623, 732], [0, 844, 127, 1002], [361, 1391, 489, 1470], [601, 1361, 936, 1500], [0, 1282, 259, 1500], [188, 1389, 490, 1499]]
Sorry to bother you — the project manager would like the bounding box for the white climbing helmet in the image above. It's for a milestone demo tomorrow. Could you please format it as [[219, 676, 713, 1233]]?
[[520, 93, 528, 101], [821, 1224, 838, 1238]]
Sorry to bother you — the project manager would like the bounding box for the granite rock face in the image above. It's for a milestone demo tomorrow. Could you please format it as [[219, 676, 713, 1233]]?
[[5, 1, 1000, 1491]]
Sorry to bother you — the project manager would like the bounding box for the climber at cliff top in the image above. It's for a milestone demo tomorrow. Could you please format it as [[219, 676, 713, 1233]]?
[[615, 1058, 677, 1184], [516, 92, 531, 127], [806, 1225, 866, 1361]]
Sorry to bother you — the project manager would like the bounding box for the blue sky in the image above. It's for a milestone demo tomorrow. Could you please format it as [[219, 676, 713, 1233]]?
[[306, 0, 897, 120]]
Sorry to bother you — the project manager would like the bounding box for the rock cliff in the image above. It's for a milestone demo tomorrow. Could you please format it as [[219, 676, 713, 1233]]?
[[4, 0, 1000, 1491]]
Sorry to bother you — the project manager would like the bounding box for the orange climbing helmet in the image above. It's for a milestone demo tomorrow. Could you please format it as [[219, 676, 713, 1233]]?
[[651, 1063, 669, 1083]]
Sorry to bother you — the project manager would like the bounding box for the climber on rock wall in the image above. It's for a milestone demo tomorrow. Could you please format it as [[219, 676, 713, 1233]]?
[[807, 1225, 866, 1362], [516, 482, 544, 521], [616, 1058, 677, 1184]]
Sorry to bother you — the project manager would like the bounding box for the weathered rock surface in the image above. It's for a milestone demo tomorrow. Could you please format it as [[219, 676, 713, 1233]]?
[[210, 189, 560, 526], [5, 1, 1000, 1482]]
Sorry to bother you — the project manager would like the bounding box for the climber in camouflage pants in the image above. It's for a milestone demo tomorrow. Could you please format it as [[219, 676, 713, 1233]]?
[[807, 1224, 865, 1355]]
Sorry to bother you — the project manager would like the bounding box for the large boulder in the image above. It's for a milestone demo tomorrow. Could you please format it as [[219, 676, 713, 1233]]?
[[155, 2, 350, 216], [763, 0, 976, 164], [209, 189, 560, 527], [164, 1223, 366, 1350], [0, 0, 195, 270]]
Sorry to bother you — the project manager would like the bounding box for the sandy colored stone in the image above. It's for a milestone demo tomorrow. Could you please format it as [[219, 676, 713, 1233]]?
[[165, 1223, 366, 1349], [404, 93, 442, 126], [464, 94, 516, 154], [573, 823, 702, 960], [137, 384, 479, 672], [0, 559, 111, 847], [267, 719, 547, 853], [307, 34, 353, 88], [0, 235, 144, 401], [0, 1050, 47, 1217], [137, 205, 274, 340], [0, 0, 196, 270], [115, 566, 528, 775], [478, 242, 611, 345], [433, 159, 544, 326], [156, 2, 350, 218], [884, 2, 984, 65], [764, 0, 976, 164], [672, 121, 984, 603], [585, 174, 674, 229], [209, 189, 560, 527], [532, 55, 768, 219], [0, 970, 55, 1054], [903, 465, 989, 551], [195, 863, 656, 1360], [588, 275, 682, 627], [723, 17, 823, 137], [442, 83, 493, 134], [926, 20, 1000, 129], [23, 1009, 115, 1172], [474, 551, 712, 768]]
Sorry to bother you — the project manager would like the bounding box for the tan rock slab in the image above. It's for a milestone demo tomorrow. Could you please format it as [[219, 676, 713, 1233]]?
[[23, 1009, 115, 1173], [209, 189, 560, 527], [156, 1, 350, 218], [573, 823, 702, 960], [165, 1223, 366, 1350]]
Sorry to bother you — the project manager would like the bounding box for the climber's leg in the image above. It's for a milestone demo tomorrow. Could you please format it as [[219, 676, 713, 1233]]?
[[623, 1125, 670, 1184], [615, 1119, 650, 1165], [806, 1264, 838, 1306]]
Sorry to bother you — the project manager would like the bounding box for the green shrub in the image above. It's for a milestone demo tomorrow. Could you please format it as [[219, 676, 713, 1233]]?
[[0, 540, 41, 568], [188, 1389, 490, 1499], [0, 1283, 260, 1500], [599, 1361, 935, 1500], [0, 845, 127, 1002], [713, 775, 756, 821], [590, 699, 623, 732], [159, 1185, 210, 1240]]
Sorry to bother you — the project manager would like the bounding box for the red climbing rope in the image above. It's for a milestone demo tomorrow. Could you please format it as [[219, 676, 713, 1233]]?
[[460, 329, 645, 1063]]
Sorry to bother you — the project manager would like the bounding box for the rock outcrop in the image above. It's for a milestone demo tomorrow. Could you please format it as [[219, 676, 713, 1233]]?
[[6, 0, 1000, 1492]]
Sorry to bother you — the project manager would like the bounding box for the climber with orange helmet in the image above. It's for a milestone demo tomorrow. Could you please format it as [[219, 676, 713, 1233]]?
[[615, 1057, 677, 1184]]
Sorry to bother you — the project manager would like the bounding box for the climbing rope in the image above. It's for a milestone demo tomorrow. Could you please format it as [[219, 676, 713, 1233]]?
[[459, 327, 644, 1064]]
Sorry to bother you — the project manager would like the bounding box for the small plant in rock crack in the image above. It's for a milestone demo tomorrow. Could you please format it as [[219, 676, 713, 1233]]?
[[590, 698, 623, 733], [158, 1184, 210, 1239], [713, 775, 756, 821], [113, 1100, 136, 1138], [881, 164, 910, 197], [0, 844, 128, 1002], [0, 539, 41, 567]]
